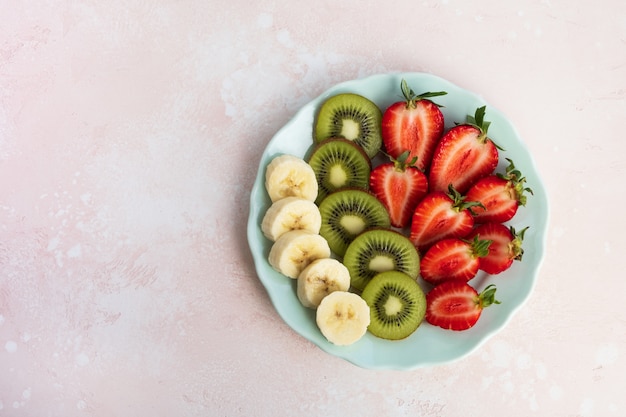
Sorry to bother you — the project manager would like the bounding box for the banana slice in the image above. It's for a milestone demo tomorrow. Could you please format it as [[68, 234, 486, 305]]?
[[297, 258, 350, 308], [265, 154, 318, 202], [268, 230, 331, 278], [316, 291, 370, 346], [261, 197, 322, 242]]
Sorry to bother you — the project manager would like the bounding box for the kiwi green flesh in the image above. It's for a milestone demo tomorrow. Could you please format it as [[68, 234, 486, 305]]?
[[307, 138, 371, 204], [361, 271, 426, 340], [318, 189, 390, 258], [343, 229, 420, 292], [314, 93, 383, 159]]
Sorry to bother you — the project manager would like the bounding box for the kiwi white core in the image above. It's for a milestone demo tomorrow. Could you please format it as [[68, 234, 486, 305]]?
[[328, 164, 348, 188], [340, 119, 360, 140], [368, 255, 395, 273], [383, 296, 403, 316], [339, 215, 366, 235]]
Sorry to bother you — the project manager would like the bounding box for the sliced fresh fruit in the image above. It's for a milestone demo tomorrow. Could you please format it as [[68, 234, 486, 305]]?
[[343, 228, 420, 292], [381, 79, 446, 172], [261, 196, 322, 241], [409, 185, 483, 252], [297, 258, 351, 309], [467, 222, 528, 274], [316, 291, 370, 346], [420, 236, 492, 285], [265, 154, 318, 202], [307, 137, 371, 204], [361, 270, 426, 340], [425, 281, 500, 331], [465, 158, 533, 224], [318, 188, 390, 257], [314, 93, 383, 158], [369, 150, 429, 228], [268, 230, 331, 279], [428, 106, 499, 194]]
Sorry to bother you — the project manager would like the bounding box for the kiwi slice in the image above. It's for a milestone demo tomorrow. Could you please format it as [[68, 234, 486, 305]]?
[[314, 93, 383, 158], [308, 138, 372, 204], [318, 189, 390, 258], [343, 228, 420, 292], [361, 270, 426, 340]]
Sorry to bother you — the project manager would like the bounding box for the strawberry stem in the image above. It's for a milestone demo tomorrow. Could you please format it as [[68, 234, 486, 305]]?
[[466, 106, 501, 147], [447, 184, 485, 213], [380, 149, 419, 172], [396, 150, 418, 168], [509, 226, 529, 261], [498, 158, 534, 206], [467, 235, 492, 258], [400, 79, 447, 109], [477, 284, 501, 308], [467, 106, 490, 133]]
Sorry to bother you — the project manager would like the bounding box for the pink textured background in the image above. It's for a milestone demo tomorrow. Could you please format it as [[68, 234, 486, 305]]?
[[1, 0, 625, 416]]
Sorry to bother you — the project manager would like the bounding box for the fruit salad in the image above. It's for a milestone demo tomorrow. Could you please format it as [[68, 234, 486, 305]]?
[[259, 79, 532, 345]]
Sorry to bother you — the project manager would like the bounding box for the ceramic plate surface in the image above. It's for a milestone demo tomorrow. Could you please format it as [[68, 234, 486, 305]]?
[[247, 72, 549, 370]]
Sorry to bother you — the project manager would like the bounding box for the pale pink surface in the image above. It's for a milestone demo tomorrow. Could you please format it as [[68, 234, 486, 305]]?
[[1, 0, 625, 416]]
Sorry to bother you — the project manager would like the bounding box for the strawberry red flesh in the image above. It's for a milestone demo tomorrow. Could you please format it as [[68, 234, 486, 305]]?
[[382, 80, 446, 172], [369, 151, 429, 228], [420, 236, 492, 285], [425, 281, 500, 331], [466, 158, 533, 224], [428, 106, 499, 194], [467, 222, 528, 274], [465, 176, 517, 223], [409, 185, 482, 252]]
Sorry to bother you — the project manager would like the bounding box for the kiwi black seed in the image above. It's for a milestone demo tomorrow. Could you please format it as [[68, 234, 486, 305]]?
[[307, 138, 372, 204], [361, 270, 426, 340], [343, 228, 420, 292], [314, 93, 383, 159], [318, 189, 390, 258]]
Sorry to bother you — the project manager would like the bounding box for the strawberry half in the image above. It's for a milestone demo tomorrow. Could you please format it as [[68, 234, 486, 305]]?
[[409, 185, 483, 252], [369, 151, 429, 228], [428, 106, 499, 194], [425, 281, 500, 331], [381, 79, 446, 172], [465, 158, 533, 224], [420, 236, 492, 285], [467, 222, 528, 274]]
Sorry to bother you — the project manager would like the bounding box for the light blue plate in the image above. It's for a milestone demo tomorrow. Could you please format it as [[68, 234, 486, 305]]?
[[247, 72, 549, 370]]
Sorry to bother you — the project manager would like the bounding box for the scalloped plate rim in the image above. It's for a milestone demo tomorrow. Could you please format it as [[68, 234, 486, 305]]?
[[247, 72, 549, 370]]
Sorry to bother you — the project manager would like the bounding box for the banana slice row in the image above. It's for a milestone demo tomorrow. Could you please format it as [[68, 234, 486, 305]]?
[[265, 155, 327, 277], [263, 154, 369, 346]]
